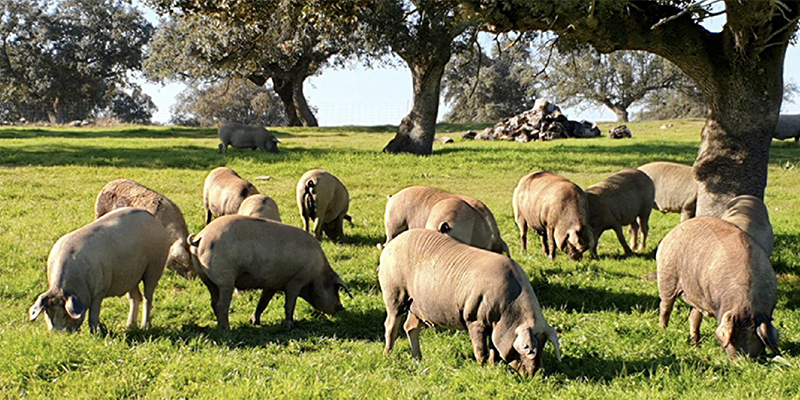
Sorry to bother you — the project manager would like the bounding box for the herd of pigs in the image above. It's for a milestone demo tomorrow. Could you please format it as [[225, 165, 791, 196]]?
[[25, 124, 782, 377]]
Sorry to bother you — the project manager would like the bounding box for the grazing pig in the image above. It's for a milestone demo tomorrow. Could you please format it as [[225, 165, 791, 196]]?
[[721, 195, 774, 256], [656, 217, 779, 358], [637, 161, 697, 221], [379, 229, 561, 377], [774, 114, 800, 141], [188, 215, 350, 330], [28, 208, 171, 333], [94, 179, 195, 278], [237, 194, 282, 222], [383, 186, 509, 255], [512, 171, 594, 260], [423, 198, 498, 253], [203, 167, 259, 225], [218, 122, 280, 153], [586, 168, 655, 256], [296, 169, 351, 241]]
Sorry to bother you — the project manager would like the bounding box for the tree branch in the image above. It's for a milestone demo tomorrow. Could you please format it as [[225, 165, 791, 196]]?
[[651, 0, 721, 30]]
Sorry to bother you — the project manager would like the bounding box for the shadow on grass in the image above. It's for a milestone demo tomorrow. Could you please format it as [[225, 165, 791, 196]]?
[[533, 279, 660, 313], [0, 126, 218, 139], [340, 231, 385, 248], [342, 271, 381, 294], [434, 142, 701, 171], [0, 125, 398, 140], [0, 143, 343, 169], [548, 353, 722, 382], [587, 247, 658, 261], [119, 307, 386, 349]]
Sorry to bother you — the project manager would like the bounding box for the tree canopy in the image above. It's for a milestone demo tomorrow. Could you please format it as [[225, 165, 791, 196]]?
[[442, 33, 540, 123], [170, 78, 286, 127], [0, 0, 154, 124], [360, 0, 477, 154], [145, 0, 366, 127], [536, 44, 688, 122], [465, 0, 800, 216]]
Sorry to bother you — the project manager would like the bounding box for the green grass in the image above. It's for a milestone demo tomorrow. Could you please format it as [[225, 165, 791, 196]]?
[[1, 120, 800, 399]]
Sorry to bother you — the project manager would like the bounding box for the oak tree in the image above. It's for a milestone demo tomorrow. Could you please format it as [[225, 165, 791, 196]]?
[[466, 0, 800, 216]]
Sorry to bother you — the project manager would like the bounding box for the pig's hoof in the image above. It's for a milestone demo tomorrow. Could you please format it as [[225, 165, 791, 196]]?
[[281, 320, 294, 329]]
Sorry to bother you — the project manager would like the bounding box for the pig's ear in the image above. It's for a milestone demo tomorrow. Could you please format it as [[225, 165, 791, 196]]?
[[716, 311, 735, 348], [335, 277, 353, 299], [756, 316, 780, 354], [438, 222, 451, 234], [546, 325, 562, 362], [29, 293, 48, 321], [64, 294, 86, 320]]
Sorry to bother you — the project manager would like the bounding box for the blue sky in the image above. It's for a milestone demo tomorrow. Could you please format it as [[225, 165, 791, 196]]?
[[139, 9, 800, 126]]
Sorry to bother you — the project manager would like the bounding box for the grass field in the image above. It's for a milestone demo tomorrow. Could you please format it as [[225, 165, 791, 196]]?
[[1, 120, 799, 399]]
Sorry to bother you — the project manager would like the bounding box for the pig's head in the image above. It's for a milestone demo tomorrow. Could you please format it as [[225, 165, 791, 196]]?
[[166, 240, 197, 279], [29, 291, 86, 332], [556, 224, 594, 261], [302, 271, 351, 315], [716, 311, 780, 359], [493, 323, 561, 377], [265, 132, 280, 153]]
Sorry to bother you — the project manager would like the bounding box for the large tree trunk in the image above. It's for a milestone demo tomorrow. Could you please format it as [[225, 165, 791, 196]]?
[[272, 77, 302, 127], [383, 59, 449, 155], [611, 106, 629, 123], [692, 58, 783, 217], [272, 76, 318, 127], [292, 79, 318, 127]]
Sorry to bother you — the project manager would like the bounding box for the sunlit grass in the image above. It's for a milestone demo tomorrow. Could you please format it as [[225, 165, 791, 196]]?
[[1, 120, 799, 398]]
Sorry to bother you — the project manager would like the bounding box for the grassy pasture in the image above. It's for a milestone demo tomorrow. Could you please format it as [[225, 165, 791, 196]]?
[[1, 120, 799, 399]]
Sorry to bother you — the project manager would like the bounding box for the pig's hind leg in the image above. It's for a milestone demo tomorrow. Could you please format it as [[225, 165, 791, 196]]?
[[126, 287, 142, 329], [250, 289, 276, 325], [404, 313, 423, 359]]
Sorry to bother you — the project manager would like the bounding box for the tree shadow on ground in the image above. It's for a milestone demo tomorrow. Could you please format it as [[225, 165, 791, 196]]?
[[0, 126, 217, 139], [118, 306, 386, 349], [772, 233, 800, 310], [773, 233, 800, 275], [0, 143, 338, 169], [0, 126, 324, 140], [434, 142, 701, 171], [532, 279, 660, 313]]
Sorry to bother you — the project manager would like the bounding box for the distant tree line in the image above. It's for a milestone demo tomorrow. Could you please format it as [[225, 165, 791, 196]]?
[[0, 0, 156, 124], [170, 79, 287, 127]]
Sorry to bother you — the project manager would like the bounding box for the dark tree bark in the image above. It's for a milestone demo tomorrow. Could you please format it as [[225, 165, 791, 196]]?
[[292, 78, 318, 127], [271, 76, 318, 127], [692, 51, 783, 216], [467, 0, 800, 216], [613, 107, 629, 123], [603, 100, 630, 123], [384, 58, 449, 155], [272, 77, 303, 127]]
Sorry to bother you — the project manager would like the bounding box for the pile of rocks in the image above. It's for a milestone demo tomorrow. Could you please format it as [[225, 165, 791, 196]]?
[[462, 99, 601, 142]]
